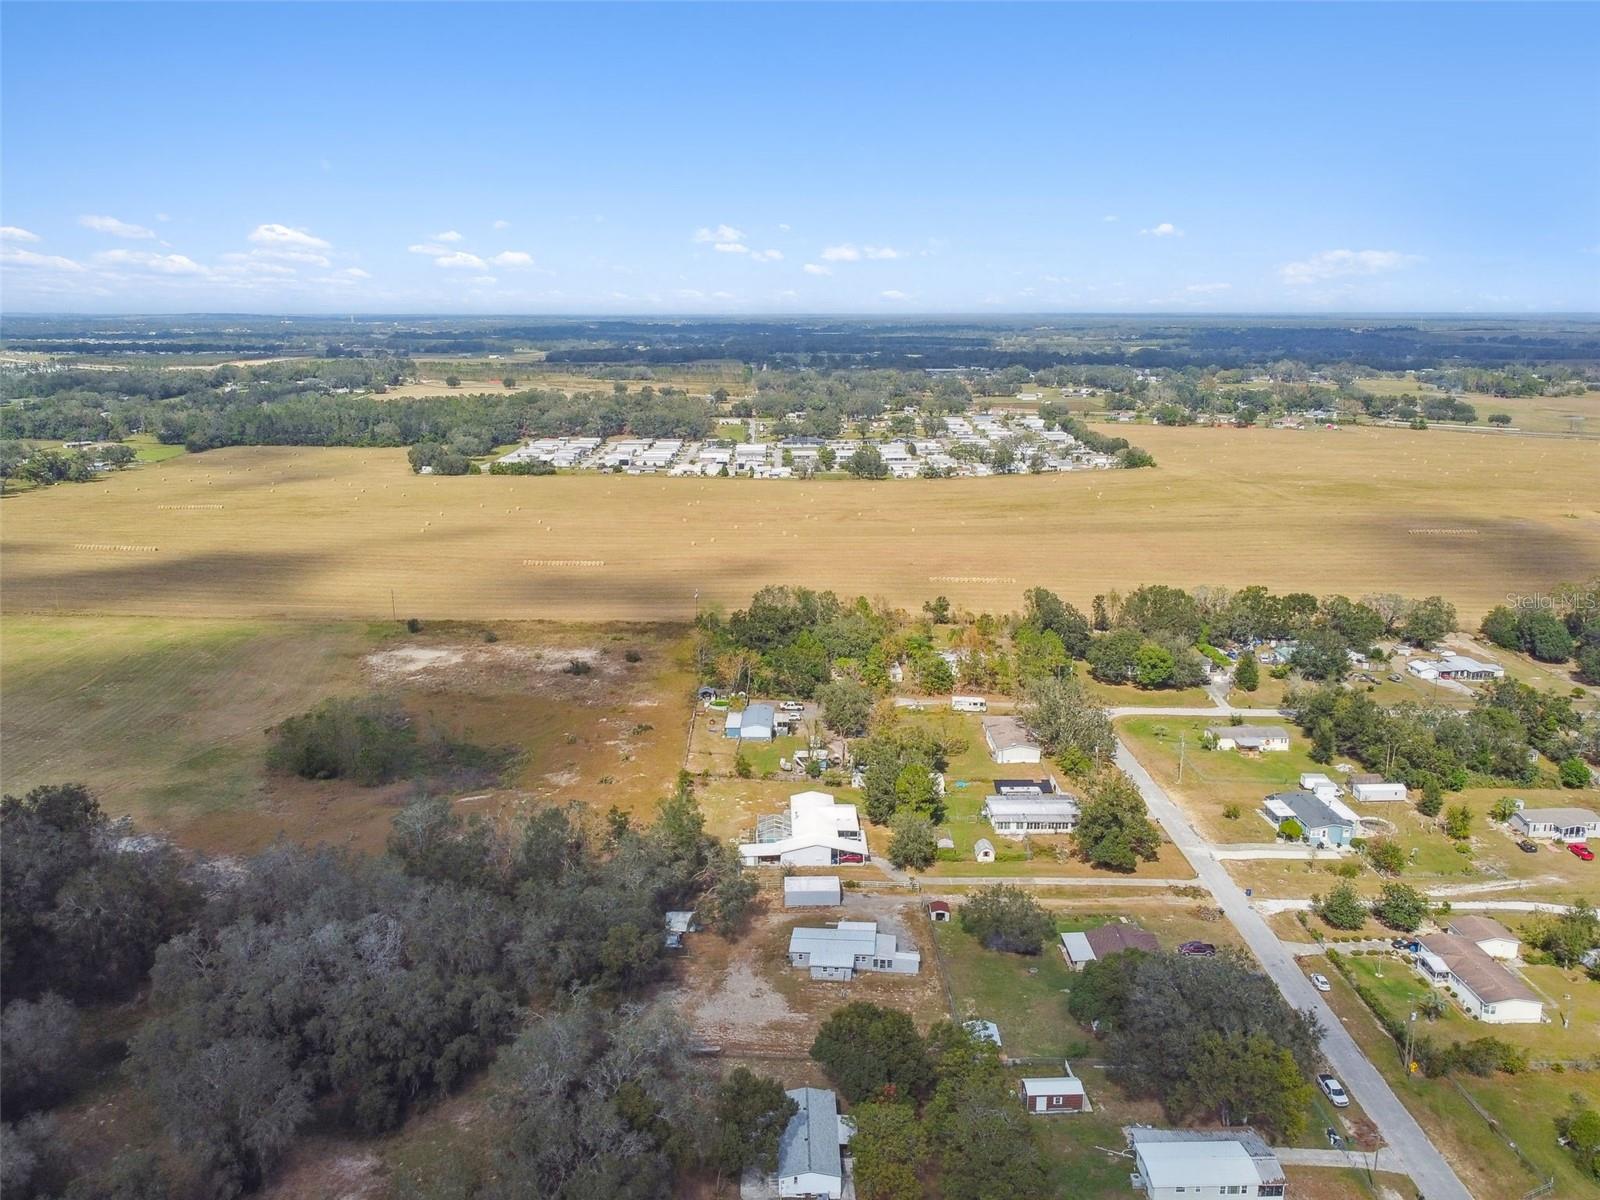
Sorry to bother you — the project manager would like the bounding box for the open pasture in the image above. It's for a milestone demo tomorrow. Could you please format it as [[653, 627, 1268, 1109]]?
[[2, 424, 1597, 625]]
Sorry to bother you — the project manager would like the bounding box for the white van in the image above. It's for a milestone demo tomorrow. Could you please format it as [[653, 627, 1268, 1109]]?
[[951, 695, 988, 713]]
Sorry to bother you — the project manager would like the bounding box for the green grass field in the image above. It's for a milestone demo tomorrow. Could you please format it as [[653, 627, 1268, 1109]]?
[[1315, 952, 1600, 1196], [1118, 716, 1331, 843]]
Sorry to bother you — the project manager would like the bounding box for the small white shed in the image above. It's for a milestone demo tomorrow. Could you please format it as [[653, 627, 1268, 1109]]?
[[974, 838, 995, 863]]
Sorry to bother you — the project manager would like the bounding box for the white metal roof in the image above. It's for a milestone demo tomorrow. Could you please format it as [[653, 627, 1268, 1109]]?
[[1136, 1141, 1258, 1189], [1020, 1077, 1083, 1097], [784, 875, 842, 893], [1059, 931, 1094, 961]]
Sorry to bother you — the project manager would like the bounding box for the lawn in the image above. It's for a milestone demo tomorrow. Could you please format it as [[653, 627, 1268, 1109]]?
[[933, 922, 1085, 1059], [1315, 953, 1600, 1197], [1118, 715, 1337, 843], [1335, 952, 1600, 1063], [4, 426, 1597, 623], [123, 432, 187, 464]]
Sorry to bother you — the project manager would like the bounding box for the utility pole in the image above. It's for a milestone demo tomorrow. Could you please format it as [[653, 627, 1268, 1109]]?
[[1403, 1010, 1417, 1073], [391, 588, 397, 622], [1177, 733, 1186, 784]]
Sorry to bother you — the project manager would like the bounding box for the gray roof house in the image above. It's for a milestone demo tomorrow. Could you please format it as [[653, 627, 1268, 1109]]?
[[788, 921, 921, 981], [773, 1087, 850, 1200], [1264, 789, 1356, 847], [1509, 807, 1599, 841], [1206, 724, 1291, 753]]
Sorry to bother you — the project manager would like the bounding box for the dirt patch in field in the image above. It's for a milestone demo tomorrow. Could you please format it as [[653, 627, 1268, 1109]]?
[[363, 641, 617, 692]]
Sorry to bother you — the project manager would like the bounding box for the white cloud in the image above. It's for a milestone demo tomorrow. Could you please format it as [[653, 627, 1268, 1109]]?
[[94, 249, 209, 275], [492, 219, 511, 231], [467, 275, 498, 286], [249, 223, 330, 249], [750, 249, 783, 262], [713, 242, 749, 254], [693, 224, 744, 244], [1102, 215, 1119, 223], [79, 214, 156, 239], [490, 250, 534, 268], [432, 230, 464, 243], [675, 288, 706, 300], [0, 226, 41, 243], [803, 263, 832, 276], [1280, 248, 1420, 285], [341, 267, 372, 279], [1185, 282, 1232, 293], [1, 246, 84, 271], [1140, 222, 1182, 237], [435, 251, 489, 270], [408, 242, 451, 256], [778, 223, 792, 232], [821, 243, 900, 262], [880, 289, 909, 301], [712, 291, 736, 301], [155, 213, 172, 223]]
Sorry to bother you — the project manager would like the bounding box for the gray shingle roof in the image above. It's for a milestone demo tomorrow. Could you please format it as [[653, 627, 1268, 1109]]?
[[779, 1087, 842, 1182]]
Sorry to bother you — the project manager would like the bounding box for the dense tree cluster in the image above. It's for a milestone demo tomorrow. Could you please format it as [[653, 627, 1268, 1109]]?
[[0, 778, 755, 1199], [1080, 951, 1323, 1140], [1289, 676, 1594, 793], [809, 1009, 1048, 1200], [1480, 580, 1600, 681], [265, 693, 513, 786]]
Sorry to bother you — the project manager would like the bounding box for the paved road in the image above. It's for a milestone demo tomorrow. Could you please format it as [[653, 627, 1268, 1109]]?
[[1115, 739, 1474, 1200]]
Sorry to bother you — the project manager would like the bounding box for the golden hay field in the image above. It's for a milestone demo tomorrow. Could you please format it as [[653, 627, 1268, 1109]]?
[[2, 424, 1597, 623]]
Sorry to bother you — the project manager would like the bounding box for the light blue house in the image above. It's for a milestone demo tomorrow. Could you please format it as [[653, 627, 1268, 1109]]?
[[1264, 790, 1356, 847]]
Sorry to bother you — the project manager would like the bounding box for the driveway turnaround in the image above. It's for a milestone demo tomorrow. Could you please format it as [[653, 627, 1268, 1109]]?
[[1115, 739, 1474, 1200]]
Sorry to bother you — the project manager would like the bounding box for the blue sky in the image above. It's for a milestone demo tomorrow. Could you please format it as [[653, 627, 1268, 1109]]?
[[2, 2, 1596, 314]]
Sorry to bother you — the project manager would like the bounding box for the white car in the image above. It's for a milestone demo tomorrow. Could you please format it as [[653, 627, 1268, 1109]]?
[[1309, 972, 1332, 993], [1318, 1073, 1350, 1108]]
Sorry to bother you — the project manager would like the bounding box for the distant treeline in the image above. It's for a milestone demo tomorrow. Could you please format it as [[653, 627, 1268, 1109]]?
[[5, 315, 1598, 370]]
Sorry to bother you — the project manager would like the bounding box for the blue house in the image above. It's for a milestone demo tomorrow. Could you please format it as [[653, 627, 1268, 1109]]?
[[1264, 790, 1356, 847]]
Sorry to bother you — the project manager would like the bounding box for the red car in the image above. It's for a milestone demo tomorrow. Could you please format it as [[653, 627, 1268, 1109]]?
[[1568, 842, 1595, 862]]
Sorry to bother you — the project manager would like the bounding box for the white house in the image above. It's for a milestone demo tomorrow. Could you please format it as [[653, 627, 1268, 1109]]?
[[1206, 724, 1291, 753], [981, 716, 1041, 764], [981, 795, 1079, 837], [740, 791, 869, 867], [787, 920, 920, 981], [783, 875, 843, 908], [773, 1087, 850, 1200], [1510, 806, 1599, 841], [1416, 933, 1543, 1024], [1446, 916, 1521, 962], [1350, 773, 1408, 803], [1128, 1129, 1286, 1200], [1407, 654, 1505, 683]]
